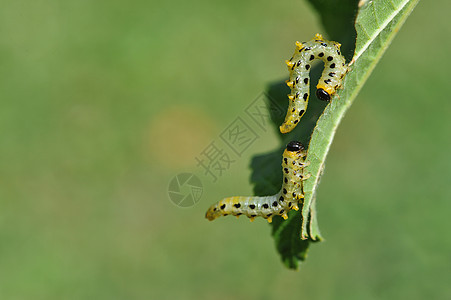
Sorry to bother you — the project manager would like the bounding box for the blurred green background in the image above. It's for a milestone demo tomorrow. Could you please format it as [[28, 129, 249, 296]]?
[[1, 0, 450, 299]]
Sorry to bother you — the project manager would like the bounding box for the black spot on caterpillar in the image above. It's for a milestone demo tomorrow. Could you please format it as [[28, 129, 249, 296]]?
[[205, 141, 310, 223], [280, 33, 348, 134]]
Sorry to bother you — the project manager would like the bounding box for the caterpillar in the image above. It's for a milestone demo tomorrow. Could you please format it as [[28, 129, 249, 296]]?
[[205, 141, 309, 223], [279, 33, 348, 134]]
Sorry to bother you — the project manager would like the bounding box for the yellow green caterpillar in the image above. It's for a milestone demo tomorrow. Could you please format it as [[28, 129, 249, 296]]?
[[280, 33, 348, 134], [205, 141, 309, 223]]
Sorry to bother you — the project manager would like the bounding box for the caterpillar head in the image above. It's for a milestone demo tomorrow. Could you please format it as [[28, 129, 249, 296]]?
[[286, 141, 304, 152], [316, 88, 331, 101], [284, 141, 307, 159]]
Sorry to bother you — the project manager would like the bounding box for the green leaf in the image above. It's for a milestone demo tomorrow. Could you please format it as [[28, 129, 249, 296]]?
[[301, 0, 419, 239], [251, 0, 419, 269]]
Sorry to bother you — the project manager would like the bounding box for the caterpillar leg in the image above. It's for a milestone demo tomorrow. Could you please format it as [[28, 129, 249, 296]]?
[[302, 161, 311, 168], [302, 173, 311, 181]]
